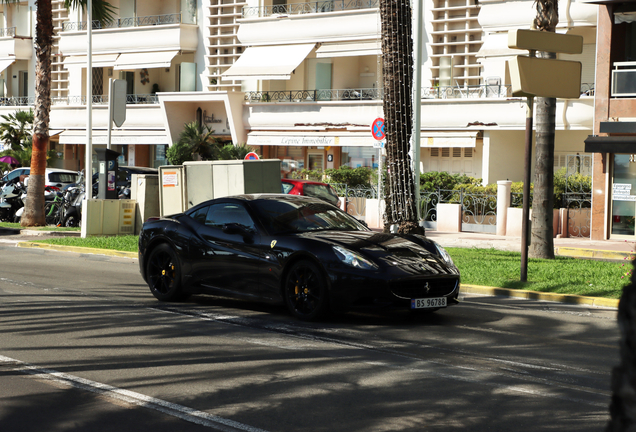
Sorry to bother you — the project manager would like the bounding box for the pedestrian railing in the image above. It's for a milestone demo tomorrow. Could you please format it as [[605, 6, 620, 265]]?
[[62, 14, 182, 31], [242, 0, 379, 18]]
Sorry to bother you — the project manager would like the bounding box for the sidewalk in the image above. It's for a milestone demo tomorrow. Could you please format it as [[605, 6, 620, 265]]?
[[425, 230, 635, 262]]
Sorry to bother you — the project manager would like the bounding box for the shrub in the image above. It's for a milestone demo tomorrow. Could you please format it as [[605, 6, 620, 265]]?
[[420, 171, 482, 191], [325, 166, 375, 187]]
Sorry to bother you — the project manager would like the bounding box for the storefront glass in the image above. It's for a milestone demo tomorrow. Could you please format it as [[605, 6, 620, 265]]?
[[611, 154, 636, 236], [341, 146, 378, 168]]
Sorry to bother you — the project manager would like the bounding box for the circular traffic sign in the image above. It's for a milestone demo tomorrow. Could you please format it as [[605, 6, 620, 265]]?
[[244, 152, 260, 160], [371, 118, 385, 141]]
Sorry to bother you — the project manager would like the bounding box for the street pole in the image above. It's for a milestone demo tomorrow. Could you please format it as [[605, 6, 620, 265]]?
[[82, 0, 93, 238], [520, 50, 535, 282]]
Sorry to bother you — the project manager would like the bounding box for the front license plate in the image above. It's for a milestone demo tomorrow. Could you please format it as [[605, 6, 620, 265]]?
[[411, 297, 447, 309]]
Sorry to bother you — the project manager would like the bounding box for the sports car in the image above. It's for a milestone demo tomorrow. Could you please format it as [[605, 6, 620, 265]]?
[[138, 194, 460, 320]]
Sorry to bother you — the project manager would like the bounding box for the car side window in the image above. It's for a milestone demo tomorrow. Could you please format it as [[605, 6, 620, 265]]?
[[205, 203, 255, 230], [282, 183, 293, 194], [188, 206, 210, 225]]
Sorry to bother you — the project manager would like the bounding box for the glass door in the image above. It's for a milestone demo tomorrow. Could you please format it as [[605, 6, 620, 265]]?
[[610, 154, 636, 238], [308, 151, 324, 171]]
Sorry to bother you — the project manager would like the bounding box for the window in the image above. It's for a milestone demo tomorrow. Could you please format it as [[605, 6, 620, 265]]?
[[341, 146, 378, 168], [189, 206, 210, 225], [205, 203, 255, 229]]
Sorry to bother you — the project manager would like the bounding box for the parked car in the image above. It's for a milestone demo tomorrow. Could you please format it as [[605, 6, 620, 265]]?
[[138, 194, 460, 321], [1, 167, 79, 189], [281, 178, 340, 207]]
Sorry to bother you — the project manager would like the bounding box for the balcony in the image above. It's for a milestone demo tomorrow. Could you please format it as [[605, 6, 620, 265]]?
[[59, 14, 198, 56], [0, 27, 32, 61], [236, 6, 378, 46], [242, 0, 379, 19]]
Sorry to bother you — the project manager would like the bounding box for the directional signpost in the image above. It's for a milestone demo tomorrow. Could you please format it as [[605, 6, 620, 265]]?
[[371, 118, 385, 224], [507, 29, 583, 282]]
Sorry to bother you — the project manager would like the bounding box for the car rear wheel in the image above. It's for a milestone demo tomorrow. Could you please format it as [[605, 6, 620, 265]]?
[[284, 260, 328, 321], [146, 244, 188, 302]]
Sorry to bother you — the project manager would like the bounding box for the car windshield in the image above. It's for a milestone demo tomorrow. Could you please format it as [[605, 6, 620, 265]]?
[[251, 198, 368, 234]]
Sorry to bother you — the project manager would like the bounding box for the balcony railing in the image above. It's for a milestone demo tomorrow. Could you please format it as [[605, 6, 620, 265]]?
[[245, 83, 595, 103], [242, 0, 379, 18], [245, 88, 381, 102], [62, 13, 182, 31], [50, 94, 160, 105], [0, 27, 16, 38]]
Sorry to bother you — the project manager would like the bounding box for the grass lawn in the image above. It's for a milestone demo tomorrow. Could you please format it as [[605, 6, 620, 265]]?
[[448, 247, 630, 299], [0, 222, 80, 232], [24, 234, 631, 299], [31, 235, 138, 252]]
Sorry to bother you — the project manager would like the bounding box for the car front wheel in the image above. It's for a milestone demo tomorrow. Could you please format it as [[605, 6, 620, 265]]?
[[284, 260, 328, 321], [146, 244, 188, 302]]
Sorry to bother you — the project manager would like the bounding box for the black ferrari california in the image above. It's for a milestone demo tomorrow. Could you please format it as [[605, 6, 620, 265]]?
[[138, 194, 460, 320]]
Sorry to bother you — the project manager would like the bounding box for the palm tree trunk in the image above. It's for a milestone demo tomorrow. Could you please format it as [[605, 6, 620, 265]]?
[[21, 0, 53, 227], [528, 0, 558, 257], [380, 0, 422, 234], [529, 53, 556, 259]]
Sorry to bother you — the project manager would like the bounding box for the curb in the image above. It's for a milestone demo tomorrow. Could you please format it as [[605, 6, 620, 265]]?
[[461, 284, 620, 309], [17, 241, 137, 259], [555, 246, 632, 262], [11, 239, 621, 310]]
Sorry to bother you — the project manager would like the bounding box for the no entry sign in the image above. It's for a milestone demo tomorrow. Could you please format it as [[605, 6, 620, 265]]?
[[371, 118, 385, 141]]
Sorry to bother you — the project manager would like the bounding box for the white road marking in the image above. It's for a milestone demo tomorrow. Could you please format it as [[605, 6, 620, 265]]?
[[0, 355, 269, 432]]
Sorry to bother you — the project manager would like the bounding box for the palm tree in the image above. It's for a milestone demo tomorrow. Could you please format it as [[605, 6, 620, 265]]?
[[0, 109, 33, 152], [177, 121, 220, 161], [1, 0, 114, 227], [379, 0, 422, 234], [529, 0, 558, 259]]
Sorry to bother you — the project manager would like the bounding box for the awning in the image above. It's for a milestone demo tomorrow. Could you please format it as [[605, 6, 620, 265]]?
[[222, 44, 315, 81], [315, 41, 381, 58], [64, 54, 119, 68], [247, 132, 369, 147], [0, 58, 15, 74], [114, 51, 178, 70], [59, 130, 169, 146], [584, 135, 636, 153], [421, 132, 479, 148]]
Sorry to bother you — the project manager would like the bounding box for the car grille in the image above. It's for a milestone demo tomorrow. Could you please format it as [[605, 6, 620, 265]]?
[[390, 278, 459, 299]]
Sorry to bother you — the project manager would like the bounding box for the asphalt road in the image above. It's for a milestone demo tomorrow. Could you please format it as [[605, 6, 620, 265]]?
[[0, 243, 619, 431]]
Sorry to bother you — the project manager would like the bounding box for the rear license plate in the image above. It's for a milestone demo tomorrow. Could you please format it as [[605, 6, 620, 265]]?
[[411, 297, 447, 309]]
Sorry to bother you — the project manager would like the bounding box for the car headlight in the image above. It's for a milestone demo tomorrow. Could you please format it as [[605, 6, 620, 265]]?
[[434, 242, 454, 265], [333, 246, 378, 270]]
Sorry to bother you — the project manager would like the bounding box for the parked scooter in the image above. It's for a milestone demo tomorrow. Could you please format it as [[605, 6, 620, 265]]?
[[0, 181, 26, 222]]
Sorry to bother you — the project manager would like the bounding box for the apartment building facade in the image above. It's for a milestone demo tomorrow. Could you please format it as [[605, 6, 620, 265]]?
[[0, 0, 597, 187], [584, 0, 636, 241]]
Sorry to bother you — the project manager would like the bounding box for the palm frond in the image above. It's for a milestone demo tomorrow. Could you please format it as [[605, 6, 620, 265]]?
[[64, 0, 118, 24]]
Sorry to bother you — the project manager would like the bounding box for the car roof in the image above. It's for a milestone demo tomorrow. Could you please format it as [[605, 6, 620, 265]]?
[[120, 166, 158, 173], [7, 167, 78, 174], [281, 178, 331, 186]]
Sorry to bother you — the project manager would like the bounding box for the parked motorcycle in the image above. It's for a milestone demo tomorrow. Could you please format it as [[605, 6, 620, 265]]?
[[60, 171, 86, 227]]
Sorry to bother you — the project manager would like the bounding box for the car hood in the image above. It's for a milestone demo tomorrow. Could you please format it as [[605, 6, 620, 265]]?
[[300, 230, 457, 273]]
